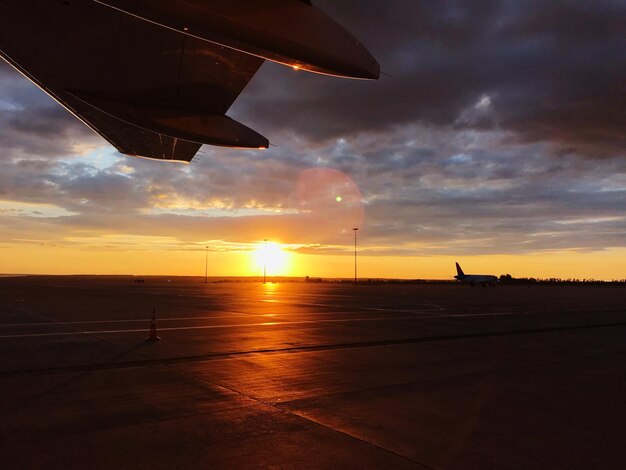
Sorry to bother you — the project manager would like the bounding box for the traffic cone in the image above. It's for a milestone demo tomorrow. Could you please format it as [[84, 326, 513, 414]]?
[[145, 308, 161, 342]]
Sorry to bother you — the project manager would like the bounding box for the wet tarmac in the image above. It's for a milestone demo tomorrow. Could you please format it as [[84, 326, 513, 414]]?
[[1, 277, 625, 469]]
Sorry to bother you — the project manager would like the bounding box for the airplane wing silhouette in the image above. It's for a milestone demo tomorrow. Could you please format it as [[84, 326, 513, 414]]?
[[0, 1, 378, 163], [0, 1, 267, 162]]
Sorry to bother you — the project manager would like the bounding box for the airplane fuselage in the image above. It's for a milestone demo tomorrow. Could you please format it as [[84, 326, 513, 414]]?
[[455, 274, 498, 287]]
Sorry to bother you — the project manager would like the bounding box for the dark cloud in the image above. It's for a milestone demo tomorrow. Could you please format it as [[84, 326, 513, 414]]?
[[0, 62, 100, 157], [236, 0, 626, 157]]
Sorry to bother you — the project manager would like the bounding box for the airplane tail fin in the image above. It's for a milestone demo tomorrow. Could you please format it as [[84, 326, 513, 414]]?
[[455, 262, 464, 277]]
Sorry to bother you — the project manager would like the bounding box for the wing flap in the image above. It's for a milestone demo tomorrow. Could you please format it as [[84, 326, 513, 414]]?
[[69, 91, 269, 149], [71, 101, 202, 162]]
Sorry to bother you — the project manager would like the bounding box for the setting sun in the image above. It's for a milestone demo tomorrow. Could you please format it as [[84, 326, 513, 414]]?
[[252, 241, 291, 276]]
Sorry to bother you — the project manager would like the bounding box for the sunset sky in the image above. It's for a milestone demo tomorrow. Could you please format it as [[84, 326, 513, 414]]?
[[1, 0, 625, 279]]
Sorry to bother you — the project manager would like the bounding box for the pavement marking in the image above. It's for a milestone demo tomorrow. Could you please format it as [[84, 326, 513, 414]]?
[[448, 311, 517, 317], [0, 311, 525, 334], [0, 314, 263, 328], [0, 311, 604, 338], [1, 307, 362, 326], [0, 309, 437, 328], [260, 298, 440, 314], [424, 300, 445, 310], [364, 306, 442, 314], [0, 315, 432, 338]]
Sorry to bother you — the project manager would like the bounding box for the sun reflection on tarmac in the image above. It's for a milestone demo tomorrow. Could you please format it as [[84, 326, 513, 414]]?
[[262, 282, 281, 299]]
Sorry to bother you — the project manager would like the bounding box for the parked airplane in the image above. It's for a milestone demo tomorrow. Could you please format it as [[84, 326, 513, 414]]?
[[0, 0, 379, 162], [454, 262, 498, 287]]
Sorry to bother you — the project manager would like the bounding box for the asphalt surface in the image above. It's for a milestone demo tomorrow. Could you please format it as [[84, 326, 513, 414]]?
[[1, 277, 625, 469]]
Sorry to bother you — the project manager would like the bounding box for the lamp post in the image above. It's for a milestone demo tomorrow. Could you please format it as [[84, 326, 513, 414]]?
[[204, 246, 208, 283], [263, 239, 268, 284], [352, 228, 359, 285]]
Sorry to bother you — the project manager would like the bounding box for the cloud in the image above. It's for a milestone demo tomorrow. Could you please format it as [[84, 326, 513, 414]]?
[[0, 63, 102, 157], [235, 0, 626, 157], [1, 1, 625, 262], [2, 125, 626, 256]]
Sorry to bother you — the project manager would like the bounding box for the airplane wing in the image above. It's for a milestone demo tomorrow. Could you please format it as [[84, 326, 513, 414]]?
[[92, 0, 380, 80], [0, 0, 267, 162], [1, 1, 379, 163]]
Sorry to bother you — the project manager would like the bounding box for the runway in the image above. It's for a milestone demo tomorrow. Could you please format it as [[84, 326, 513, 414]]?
[[1, 277, 625, 469]]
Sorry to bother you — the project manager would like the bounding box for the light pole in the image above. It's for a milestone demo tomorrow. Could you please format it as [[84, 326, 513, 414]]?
[[204, 246, 208, 283], [352, 228, 359, 285], [263, 239, 268, 284]]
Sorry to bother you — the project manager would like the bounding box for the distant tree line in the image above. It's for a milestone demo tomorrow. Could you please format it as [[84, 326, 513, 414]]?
[[497, 274, 626, 286], [304, 275, 626, 286]]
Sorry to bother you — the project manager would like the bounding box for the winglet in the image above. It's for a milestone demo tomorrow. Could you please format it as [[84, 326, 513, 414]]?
[[455, 262, 464, 277]]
